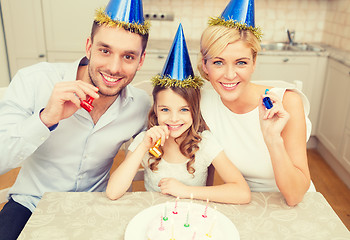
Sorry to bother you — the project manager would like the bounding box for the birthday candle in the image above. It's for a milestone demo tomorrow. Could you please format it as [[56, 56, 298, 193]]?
[[206, 206, 217, 237], [159, 215, 165, 231], [163, 202, 168, 221], [202, 199, 209, 218], [170, 221, 175, 240], [173, 197, 179, 214], [184, 203, 190, 227], [192, 231, 197, 240]]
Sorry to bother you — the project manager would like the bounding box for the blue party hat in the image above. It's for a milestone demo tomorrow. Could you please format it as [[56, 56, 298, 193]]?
[[151, 24, 203, 89], [209, 0, 262, 41], [95, 0, 150, 35]]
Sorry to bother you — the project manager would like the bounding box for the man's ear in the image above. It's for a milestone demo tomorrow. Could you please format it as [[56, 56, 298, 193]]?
[[85, 37, 92, 60], [137, 51, 146, 71]]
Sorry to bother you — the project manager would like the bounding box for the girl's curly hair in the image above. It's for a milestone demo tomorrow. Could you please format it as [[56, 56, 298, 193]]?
[[147, 85, 207, 176]]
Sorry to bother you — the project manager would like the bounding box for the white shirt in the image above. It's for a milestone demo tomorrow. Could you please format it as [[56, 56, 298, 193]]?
[[201, 88, 312, 192], [128, 130, 223, 192], [0, 57, 151, 212]]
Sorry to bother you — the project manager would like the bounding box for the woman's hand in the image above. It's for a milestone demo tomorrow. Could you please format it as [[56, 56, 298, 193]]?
[[158, 178, 189, 198], [258, 91, 290, 138], [141, 125, 169, 149]]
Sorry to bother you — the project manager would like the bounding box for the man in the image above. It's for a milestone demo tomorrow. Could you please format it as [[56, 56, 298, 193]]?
[[0, 0, 150, 239]]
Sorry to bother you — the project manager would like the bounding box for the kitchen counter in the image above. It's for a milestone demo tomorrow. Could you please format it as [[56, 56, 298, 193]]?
[[147, 39, 350, 68], [321, 44, 350, 68]]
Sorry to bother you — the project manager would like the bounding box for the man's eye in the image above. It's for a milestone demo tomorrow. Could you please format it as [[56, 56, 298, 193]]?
[[125, 55, 135, 60], [101, 49, 109, 54]]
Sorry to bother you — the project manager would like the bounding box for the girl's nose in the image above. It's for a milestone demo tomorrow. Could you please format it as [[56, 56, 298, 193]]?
[[170, 112, 178, 121]]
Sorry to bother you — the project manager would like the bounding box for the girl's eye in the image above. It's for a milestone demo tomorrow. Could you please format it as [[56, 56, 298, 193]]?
[[160, 108, 169, 112], [180, 108, 190, 112]]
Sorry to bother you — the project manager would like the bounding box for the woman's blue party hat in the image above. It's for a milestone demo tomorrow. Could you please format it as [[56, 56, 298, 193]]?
[[209, 0, 262, 40], [151, 24, 203, 88], [95, 0, 150, 35]]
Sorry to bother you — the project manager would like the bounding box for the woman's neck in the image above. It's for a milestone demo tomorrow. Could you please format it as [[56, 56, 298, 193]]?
[[222, 83, 262, 114]]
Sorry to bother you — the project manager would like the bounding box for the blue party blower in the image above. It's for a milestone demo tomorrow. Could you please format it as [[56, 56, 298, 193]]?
[[263, 89, 273, 109]]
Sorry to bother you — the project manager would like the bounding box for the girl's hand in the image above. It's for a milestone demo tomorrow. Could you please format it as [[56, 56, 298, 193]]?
[[258, 91, 290, 138], [142, 125, 169, 149], [158, 178, 189, 198]]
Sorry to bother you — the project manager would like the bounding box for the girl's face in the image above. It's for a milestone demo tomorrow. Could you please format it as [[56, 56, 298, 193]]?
[[155, 88, 193, 139], [202, 40, 256, 104]]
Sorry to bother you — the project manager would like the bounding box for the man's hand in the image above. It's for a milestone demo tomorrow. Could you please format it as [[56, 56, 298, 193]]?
[[40, 80, 99, 127]]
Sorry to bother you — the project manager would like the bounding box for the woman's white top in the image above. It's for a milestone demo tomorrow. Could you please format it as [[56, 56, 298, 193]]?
[[200, 87, 312, 192], [128, 130, 223, 192]]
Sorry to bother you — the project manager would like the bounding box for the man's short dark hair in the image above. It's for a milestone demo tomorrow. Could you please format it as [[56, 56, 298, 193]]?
[[90, 21, 149, 54]]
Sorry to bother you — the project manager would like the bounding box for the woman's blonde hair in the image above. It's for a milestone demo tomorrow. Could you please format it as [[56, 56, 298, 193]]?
[[148, 85, 206, 176], [197, 25, 261, 81]]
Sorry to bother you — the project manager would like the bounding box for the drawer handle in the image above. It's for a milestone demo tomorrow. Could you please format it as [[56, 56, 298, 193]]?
[[158, 55, 165, 59], [283, 58, 289, 62]]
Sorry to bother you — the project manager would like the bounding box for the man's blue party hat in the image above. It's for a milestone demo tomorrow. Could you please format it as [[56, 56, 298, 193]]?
[[151, 24, 203, 88], [209, 0, 262, 41], [95, 0, 150, 35]]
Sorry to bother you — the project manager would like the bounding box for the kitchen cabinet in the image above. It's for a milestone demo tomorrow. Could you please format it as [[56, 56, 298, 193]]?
[[1, 0, 109, 76], [41, 0, 108, 55], [132, 52, 200, 96], [317, 58, 350, 180], [1, 0, 47, 77], [252, 55, 328, 136]]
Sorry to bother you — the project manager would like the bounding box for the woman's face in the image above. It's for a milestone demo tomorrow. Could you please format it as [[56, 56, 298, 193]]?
[[155, 89, 193, 139], [202, 40, 256, 103]]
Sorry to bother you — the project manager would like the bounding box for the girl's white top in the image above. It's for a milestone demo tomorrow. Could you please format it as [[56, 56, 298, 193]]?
[[200, 87, 312, 192], [128, 130, 223, 192]]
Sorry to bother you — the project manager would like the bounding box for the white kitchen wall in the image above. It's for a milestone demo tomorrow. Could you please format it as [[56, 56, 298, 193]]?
[[144, 0, 350, 50], [324, 0, 350, 51], [0, 7, 10, 87]]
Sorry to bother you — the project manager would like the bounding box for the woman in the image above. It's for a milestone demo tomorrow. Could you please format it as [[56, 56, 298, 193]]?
[[197, 0, 312, 206]]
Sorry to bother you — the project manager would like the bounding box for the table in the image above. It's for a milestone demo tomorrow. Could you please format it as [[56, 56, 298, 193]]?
[[18, 192, 349, 240]]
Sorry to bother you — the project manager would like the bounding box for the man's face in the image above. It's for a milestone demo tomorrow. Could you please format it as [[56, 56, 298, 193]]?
[[85, 26, 145, 97]]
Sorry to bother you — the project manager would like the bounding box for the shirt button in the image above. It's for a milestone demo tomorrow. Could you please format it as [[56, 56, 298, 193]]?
[[41, 137, 45, 141]]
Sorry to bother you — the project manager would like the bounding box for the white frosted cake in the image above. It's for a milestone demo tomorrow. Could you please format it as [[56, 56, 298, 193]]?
[[146, 202, 222, 240]]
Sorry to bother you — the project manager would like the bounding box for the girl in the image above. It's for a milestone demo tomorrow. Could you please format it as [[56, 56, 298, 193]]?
[[197, 0, 312, 206], [106, 24, 251, 204]]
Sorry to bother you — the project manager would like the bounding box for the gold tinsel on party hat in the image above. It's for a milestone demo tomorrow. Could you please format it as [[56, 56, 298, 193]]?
[[209, 16, 262, 41], [95, 8, 150, 35]]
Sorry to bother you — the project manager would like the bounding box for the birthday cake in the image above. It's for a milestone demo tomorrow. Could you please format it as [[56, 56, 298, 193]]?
[[146, 201, 222, 240]]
